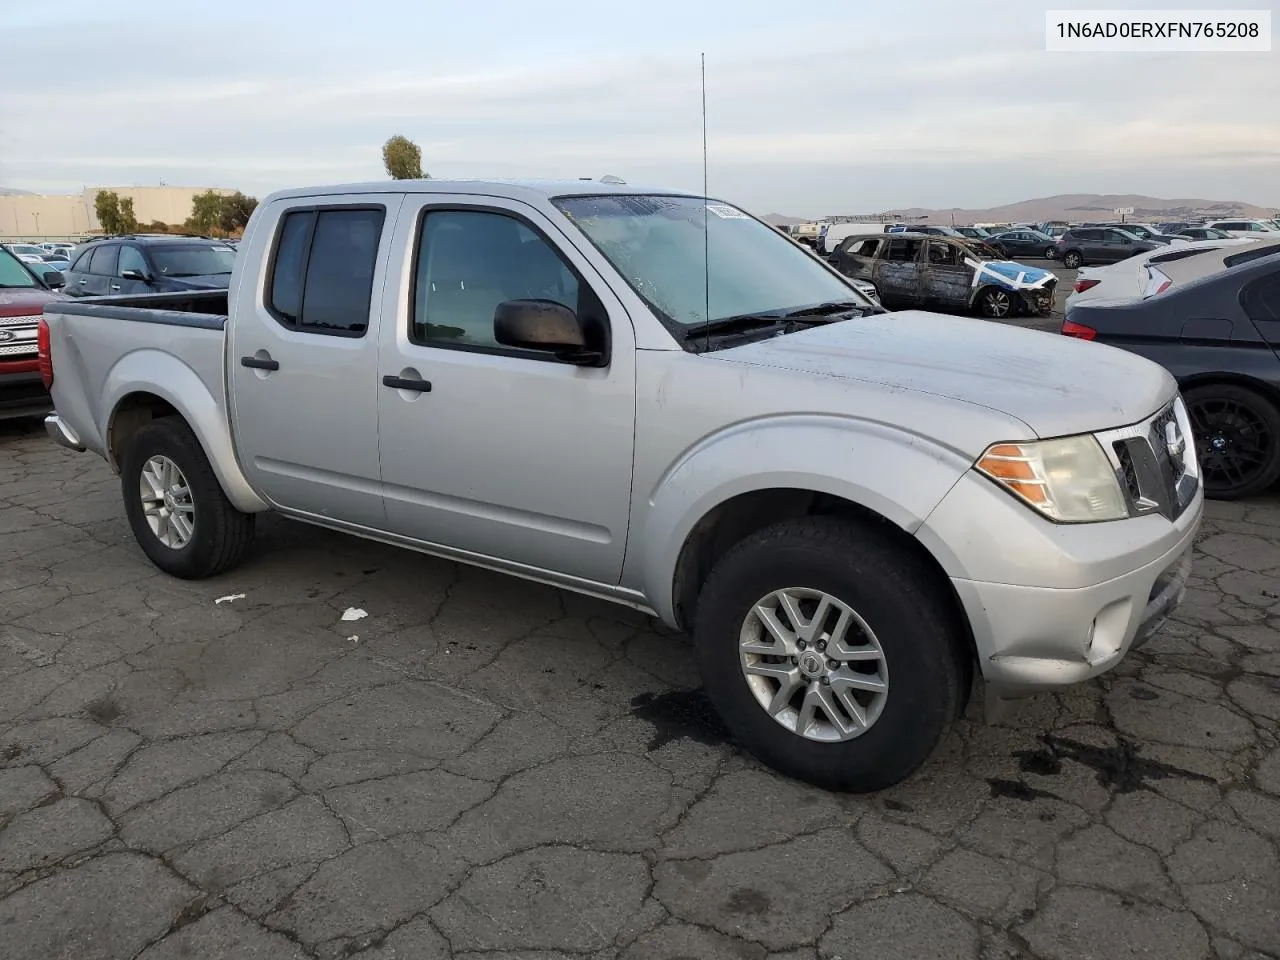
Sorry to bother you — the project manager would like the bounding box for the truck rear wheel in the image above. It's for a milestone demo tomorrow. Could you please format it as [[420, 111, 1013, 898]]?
[[120, 417, 254, 579], [692, 517, 968, 792]]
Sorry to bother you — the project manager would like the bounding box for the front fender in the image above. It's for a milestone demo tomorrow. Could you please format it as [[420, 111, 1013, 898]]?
[[102, 350, 267, 513], [630, 415, 973, 626]]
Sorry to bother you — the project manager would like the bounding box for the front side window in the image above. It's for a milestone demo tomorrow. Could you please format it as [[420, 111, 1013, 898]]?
[[411, 209, 581, 349], [884, 238, 922, 262], [266, 207, 385, 335], [117, 246, 148, 277], [926, 241, 959, 265], [554, 195, 869, 330]]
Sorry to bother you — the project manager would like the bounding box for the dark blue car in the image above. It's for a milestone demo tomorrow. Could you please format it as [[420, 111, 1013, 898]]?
[[63, 235, 235, 298]]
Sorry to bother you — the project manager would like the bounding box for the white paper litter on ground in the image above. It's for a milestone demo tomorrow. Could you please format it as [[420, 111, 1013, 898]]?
[[348, 635, 360, 644], [215, 594, 246, 605], [341, 607, 368, 622]]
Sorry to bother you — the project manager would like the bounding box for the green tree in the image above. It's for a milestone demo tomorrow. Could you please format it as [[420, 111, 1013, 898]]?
[[185, 190, 226, 235], [382, 135, 425, 180], [118, 196, 138, 234], [218, 191, 259, 234], [94, 190, 123, 234]]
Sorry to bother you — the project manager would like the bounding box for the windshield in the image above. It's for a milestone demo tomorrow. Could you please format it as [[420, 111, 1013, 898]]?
[[149, 244, 235, 277], [9, 244, 44, 257], [0, 248, 41, 288], [553, 195, 870, 329]]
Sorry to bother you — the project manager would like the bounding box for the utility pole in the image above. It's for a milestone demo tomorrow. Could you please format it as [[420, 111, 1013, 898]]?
[[32, 212, 40, 236]]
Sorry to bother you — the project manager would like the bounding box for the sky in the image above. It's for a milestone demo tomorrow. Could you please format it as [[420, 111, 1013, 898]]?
[[1, 0, 1277, 218]]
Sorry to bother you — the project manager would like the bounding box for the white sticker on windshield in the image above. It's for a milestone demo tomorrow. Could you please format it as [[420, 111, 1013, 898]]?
[[211, 245, 234, 252], [706, 204, 749, 220]]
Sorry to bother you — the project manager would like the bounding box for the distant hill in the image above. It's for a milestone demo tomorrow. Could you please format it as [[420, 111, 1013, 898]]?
[[828, 193, 1279, 225], [0, 187, 32, 196]]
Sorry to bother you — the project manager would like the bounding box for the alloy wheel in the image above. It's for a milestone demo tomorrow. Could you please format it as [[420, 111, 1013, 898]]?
[[139, 455, 195, 549], [738, 587, 889, 743]]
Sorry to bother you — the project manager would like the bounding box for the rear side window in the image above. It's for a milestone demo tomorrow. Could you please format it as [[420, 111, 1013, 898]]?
[[89, 244, 118, 276], [851, 239, 880, 257], [70, 250, 93, 272], [1074, 229, 1099, 241], [266, 206, 385, 336], [1241, 270, 1280, 323]]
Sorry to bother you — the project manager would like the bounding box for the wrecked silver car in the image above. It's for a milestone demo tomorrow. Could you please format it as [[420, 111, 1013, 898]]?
[[826, 233, 1056, 318]]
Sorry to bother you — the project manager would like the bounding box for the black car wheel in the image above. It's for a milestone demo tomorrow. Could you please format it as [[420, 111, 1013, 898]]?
[[1185, 384, 1280, 499], [977, 286, 1014, 319], [1063, 251, 1083, 269], [1044, 246, 1056, 259]]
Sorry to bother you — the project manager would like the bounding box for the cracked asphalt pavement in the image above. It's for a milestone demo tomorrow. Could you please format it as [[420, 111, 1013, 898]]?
[[2, 417, 1279, 960]]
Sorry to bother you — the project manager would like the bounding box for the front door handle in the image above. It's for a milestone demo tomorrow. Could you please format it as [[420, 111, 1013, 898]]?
[[241, 356, 280, 371], [110, 284, 120, 291], [382, 374, 431, 393]]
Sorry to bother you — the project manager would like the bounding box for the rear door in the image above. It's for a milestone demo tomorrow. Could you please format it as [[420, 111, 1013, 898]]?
[[227, 194, 403, 529], [75, 243, 116, 297]]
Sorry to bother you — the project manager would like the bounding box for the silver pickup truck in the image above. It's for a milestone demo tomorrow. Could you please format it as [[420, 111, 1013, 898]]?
[[40, 179, 1202, 791]]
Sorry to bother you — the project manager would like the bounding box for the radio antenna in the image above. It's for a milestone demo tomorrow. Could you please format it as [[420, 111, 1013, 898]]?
[[701, 52, 710, 354]]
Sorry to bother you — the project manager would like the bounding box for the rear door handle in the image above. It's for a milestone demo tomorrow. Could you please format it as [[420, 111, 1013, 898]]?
[[382, 375, 431, 393], [110, 284, 120, 291], [241, 356, 280, 371]]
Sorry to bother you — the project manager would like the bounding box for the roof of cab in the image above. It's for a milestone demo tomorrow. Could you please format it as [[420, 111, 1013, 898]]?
[[260, 178, 701, 206]]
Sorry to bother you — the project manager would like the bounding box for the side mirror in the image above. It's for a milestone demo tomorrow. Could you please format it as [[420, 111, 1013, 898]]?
[[41, 270, 65, 289], [120, 269, 150, 282], [493, 299, 601, 365]]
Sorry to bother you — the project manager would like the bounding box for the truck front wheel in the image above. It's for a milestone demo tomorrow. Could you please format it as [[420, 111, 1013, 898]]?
[[693, 517, 968, 792], [120, 417, 255, 579]]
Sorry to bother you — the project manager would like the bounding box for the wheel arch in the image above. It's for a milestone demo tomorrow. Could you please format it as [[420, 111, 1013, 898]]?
[[1178, 371, 1280, 409], [102, 351, 268, 513]]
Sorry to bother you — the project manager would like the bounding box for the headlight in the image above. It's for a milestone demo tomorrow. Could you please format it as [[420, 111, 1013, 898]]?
[[976, 435, 1128, 523]]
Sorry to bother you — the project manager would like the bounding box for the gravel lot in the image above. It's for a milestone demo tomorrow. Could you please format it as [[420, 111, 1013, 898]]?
[[3, 338, 1280, 959]]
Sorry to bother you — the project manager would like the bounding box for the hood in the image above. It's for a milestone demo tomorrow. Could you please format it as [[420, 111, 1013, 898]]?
[[0, 287, 60, 316], [164, 275, 231, 290], [714, 310, 1175, 439]]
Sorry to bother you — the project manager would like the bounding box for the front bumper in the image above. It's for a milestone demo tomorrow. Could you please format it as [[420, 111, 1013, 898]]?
[[1018, 284, 1056, 316], [949, 497, 1200, 710]]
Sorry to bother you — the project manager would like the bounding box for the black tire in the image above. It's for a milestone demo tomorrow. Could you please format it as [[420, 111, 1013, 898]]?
[[977, 286, 1014, 319], [1062, 250, 1083, 269], [693, 517, 969, 792], [1044, 246, 1056, 259], [120, 417, 255, 578], [1184, 383, 1280, 500]]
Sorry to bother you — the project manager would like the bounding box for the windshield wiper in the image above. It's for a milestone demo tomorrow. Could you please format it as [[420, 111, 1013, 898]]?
[[682, 301, 866, 340]]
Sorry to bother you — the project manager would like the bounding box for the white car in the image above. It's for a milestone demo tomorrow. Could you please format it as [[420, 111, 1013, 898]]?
[[4, 243, 49, 264], [1205, 218, 1280, 239], [1066, 237, 1277, 308]]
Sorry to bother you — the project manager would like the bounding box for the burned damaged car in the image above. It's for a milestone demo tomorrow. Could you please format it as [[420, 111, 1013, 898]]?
[[826, 233, 1056, 318]]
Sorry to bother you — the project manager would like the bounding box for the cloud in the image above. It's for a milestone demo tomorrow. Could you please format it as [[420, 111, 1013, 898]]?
[[1, 0, 1277, 215]]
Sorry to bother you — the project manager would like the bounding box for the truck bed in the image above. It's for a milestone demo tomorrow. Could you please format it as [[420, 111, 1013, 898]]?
[[42, 290, 231, 465]]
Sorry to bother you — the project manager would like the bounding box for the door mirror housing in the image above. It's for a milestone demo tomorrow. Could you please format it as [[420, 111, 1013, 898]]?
[[120, 269, 150, 282], [493, 299, 602, 365], [41, 270, 65, 289]]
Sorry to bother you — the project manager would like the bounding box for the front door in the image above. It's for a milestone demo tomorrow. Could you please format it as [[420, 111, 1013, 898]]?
[[876, 237, 923, 305], [226, 195, 403, 529], [375, 195, 637, 584], [920, 240, 972, 309]]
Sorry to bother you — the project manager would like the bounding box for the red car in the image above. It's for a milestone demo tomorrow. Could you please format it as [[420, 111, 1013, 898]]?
[[0, 247, 65, 420]]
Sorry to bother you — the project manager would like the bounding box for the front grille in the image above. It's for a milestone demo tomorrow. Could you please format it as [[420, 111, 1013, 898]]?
[[1113, 443, 1142, 500], [1095, 397, 1200, 521], [0, 342, 37, 358], [0, 314, 41, 327]]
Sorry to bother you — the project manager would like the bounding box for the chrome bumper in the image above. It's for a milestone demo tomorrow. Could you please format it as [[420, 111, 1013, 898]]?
[[45, 413, 85, 452]]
